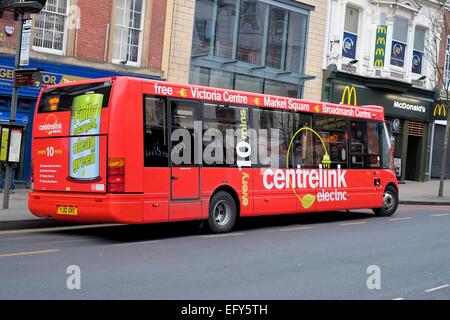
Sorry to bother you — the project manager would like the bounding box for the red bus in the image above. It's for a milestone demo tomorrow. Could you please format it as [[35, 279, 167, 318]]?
[[29, 77, 398, 233]]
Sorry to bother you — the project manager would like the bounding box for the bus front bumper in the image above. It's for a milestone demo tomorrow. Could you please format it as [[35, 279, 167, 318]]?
[[28, 191, 144, 224]]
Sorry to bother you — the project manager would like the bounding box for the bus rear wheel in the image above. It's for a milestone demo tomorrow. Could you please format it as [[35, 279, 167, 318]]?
[[373, 185, 398, 217], [208, 191, 237, 233]]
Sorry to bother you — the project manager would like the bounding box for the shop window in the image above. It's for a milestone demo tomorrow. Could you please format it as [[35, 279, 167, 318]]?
[[264, 79, 299, 98], [235, 73, 263, 93], [391, 16, 409, 68], [209, 69, 234, 89], [190, 66, 210, 86], [342, 5, 359, 60], [33, 0, 69, 55], [112, 0, 146, 66], [314, 115, 348, 169], [144, 96, 168, 167], [412, 27, 426, 74]]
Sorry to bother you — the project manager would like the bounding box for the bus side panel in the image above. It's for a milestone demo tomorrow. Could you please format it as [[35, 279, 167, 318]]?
[[200, 168, 253, 218], [143, 168, 170, 223], [314, 169, 382, 212], [108, 78, 144, 193], [253, 168, 308, 216]]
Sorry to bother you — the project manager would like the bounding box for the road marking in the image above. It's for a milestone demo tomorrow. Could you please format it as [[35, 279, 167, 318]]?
[[0, 224, 120, 235], [425, 284, 450, 293], [202, 232, 244, 239], [392, 297, 404, 300], [114, 240, 161, 246], [389, 217, 412, 221], [339, 221, 367, 226], [279, 226, 312, 232], [432, 213, 449, 217], [0, 249, 59, 258]]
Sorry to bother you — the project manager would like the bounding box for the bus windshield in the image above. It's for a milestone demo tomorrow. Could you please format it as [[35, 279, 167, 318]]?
[[38, 81, 112, 113]]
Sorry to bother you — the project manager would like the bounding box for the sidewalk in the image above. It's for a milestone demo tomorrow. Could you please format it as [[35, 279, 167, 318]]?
[[398, 179, 450, 205], [1, 180, 449, 223]]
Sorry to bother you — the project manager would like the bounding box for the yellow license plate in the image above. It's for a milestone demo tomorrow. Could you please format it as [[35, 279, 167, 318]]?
[[56, 206, 78, 216]]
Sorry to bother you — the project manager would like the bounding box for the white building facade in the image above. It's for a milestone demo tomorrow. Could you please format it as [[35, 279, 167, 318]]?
[[322, 0, 446, 182]]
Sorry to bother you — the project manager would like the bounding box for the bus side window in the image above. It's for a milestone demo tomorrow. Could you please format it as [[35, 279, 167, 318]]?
[[350, 121, 366, 168], [313, 115, 348, 169], [144, 96, 168, 167], [367, 122, 381, 168]]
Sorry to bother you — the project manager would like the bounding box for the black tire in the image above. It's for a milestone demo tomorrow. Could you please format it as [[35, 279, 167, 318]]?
[[208, 191, 237, 233], [373, 185, 398, 217]]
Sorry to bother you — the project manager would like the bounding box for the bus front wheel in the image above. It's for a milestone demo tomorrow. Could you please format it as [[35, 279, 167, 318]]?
[[373, 185, 398, 217], [208, 191, 237, 233]]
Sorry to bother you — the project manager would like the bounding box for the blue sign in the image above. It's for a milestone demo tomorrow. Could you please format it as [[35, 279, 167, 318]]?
[[342, 32, 357, 59], [0, 111, 29, 125], [390, 41, 406, 67], [412, 50, 423, 74]]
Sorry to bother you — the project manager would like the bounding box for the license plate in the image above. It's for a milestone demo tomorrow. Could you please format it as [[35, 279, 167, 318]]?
[[56, 206, 78, 216]]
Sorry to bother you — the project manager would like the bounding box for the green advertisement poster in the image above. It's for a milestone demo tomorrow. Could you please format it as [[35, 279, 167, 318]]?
[[0, 127, 10, 161], [69, 93, 103, 180], [374, 25, 387, 67]]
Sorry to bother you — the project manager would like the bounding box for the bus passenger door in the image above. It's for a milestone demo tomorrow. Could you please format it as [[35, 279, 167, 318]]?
[[169, 99, 202, 221]]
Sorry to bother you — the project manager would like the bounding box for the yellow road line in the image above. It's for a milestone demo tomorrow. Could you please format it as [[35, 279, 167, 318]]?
[[389, 217, 412, 221], [279, 226, 312, 232], [202, 232, 244, 239], [0, 249, 59, 258], [432, 213, 449, 217], [339, 221, 367, 226], [0, 224, 120, 236]]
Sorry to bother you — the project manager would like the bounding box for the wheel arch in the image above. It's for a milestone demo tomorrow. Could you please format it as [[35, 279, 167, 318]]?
[[210, 185, 241, 217]]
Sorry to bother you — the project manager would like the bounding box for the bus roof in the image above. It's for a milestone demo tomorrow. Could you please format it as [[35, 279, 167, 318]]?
[[40, 76, 385, 121]]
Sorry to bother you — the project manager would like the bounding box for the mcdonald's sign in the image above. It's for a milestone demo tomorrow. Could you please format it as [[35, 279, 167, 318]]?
[[433, 103, 447, 118], [340, 85, 357, 106], [374, 25, 387, 67]]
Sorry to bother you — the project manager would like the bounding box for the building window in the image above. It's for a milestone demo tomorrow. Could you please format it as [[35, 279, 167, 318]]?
[[192, 0, 214, 56], [237, 0, 269, 65], [412, 27, 425, 74], [190, 0, 310, 98], [445, 36, 450, 89], [33, 0, 69, 55], [112, 0, 145, 66], [342, 5, 359, 60], [391, 16, 409, 68]]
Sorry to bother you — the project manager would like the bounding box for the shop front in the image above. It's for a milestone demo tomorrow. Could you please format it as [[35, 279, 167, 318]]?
[[0, 54, 160, 186], [430, 100, 450, 179], [323, 71, 435, 182]]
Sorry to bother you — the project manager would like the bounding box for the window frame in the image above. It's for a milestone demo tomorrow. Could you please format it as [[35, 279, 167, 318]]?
[[341, 4, 360, 61], [412, 26, 426, 75], [32, 0, 70, 56], [445, 35, 450, 89], [112, 0, 147, 67], [390, 15, 409, 69]]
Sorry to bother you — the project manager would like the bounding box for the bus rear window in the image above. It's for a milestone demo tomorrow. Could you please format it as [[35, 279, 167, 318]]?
[[38, 81, 112, 113]]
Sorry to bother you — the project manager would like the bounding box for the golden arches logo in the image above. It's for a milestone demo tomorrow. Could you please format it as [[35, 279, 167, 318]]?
[[375, 48, 385, 56], [340, 85, 357, 106], [377, 26, 387, 34], [434, 103, 447, 117], [374, 59, 384, 67], [285, 127, 331, 209], [376, 37, 386, 45]]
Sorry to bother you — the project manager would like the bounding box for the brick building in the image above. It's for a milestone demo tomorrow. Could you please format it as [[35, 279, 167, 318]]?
[[0, 0, 168, 185]]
